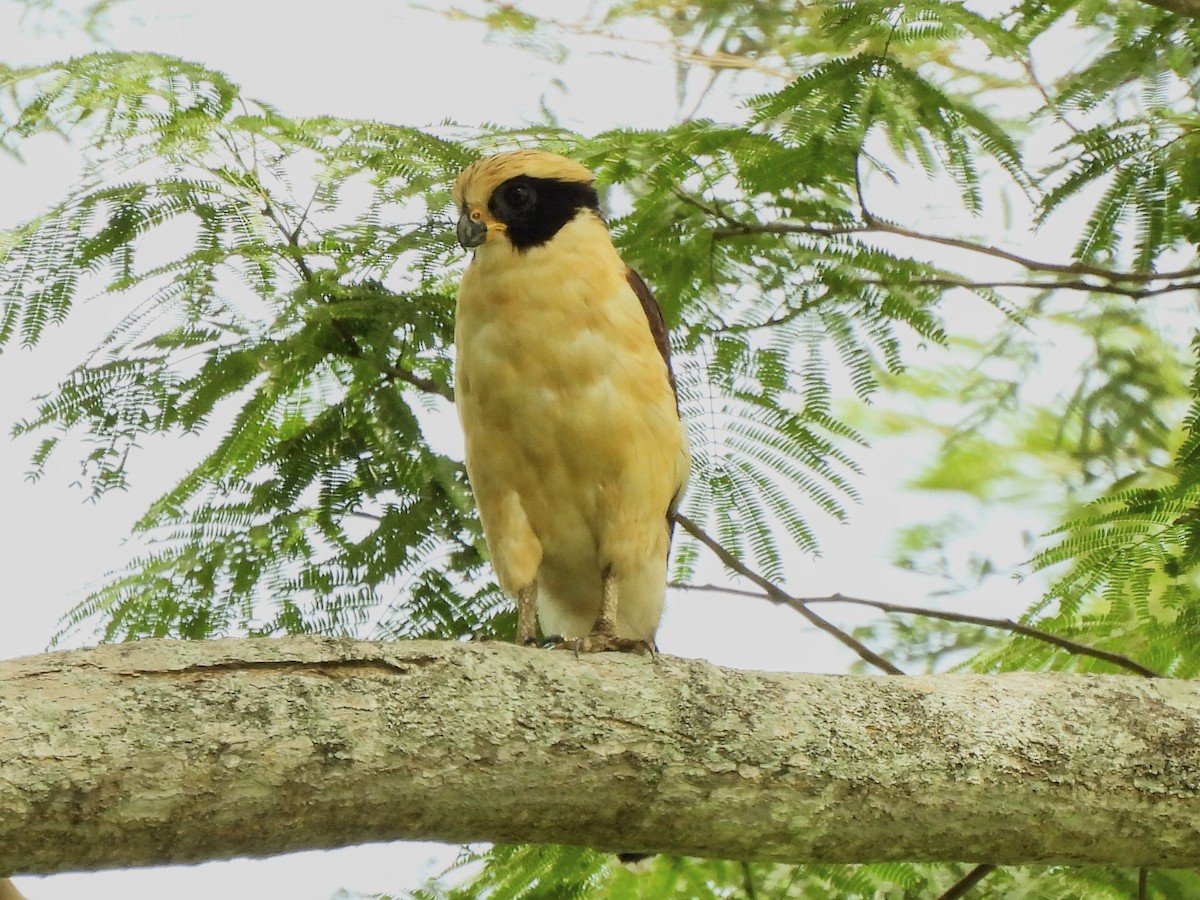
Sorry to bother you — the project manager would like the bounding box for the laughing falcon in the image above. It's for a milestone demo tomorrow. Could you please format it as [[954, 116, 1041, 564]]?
[[452, 149, 689, 650]]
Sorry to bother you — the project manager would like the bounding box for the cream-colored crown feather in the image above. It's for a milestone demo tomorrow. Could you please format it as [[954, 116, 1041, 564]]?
[[452, 149, 595, 209]]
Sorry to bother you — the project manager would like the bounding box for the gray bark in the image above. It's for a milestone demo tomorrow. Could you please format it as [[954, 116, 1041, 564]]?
[[0, 636, 1198, 876]]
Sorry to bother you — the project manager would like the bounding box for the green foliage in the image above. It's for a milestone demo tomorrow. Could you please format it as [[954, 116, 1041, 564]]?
[[0, 41, 986, 630], [1016, 335, 1200, 678], [1, 52, 487, 640], [5, 0, 1200, 897], [405, 845, 1200, 900], [402, 845, 986, 900]]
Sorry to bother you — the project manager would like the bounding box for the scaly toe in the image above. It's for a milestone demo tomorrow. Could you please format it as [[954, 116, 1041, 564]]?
[[576, 632, 655, 655]]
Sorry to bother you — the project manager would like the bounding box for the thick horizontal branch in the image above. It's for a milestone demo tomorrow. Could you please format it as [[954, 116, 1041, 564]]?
[[2, 638, 1200, 876]]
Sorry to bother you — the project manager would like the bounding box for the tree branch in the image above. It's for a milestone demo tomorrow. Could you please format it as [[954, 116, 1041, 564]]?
[[937, 864, 996, 900], [682, 189, 1200, 303], [672, 515, 905, 675], [711, 218, 1200, 287], [861, 216, 1155, 280], [714, 273, 1198, 334], [671, 583, 1162, 679], [256, 188, 454, 403], [867, 276, 1200, 300], [381, 361, 454, 401], [802, 594, 1163, 679], [2, 637, 1200, 876]]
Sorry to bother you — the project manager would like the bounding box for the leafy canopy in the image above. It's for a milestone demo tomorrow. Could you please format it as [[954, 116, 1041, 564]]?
[[3, 0, 1200, 897]]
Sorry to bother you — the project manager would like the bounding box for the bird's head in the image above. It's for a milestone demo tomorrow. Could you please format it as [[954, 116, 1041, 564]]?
[[452, 149, 601, 253]]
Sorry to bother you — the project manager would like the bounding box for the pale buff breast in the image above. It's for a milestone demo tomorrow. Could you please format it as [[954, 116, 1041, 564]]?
[[455, 215, 689, 635]]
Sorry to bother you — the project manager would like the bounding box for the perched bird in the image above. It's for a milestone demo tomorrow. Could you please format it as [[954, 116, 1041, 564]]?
[[452, 149, 689, 651]]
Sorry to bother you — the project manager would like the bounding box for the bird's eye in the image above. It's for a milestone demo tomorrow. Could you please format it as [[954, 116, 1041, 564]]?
[[502, 182, 535, 211]]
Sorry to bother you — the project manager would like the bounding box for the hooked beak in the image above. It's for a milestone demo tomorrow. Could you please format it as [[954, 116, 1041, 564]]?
[[457, 210, 489, 249]]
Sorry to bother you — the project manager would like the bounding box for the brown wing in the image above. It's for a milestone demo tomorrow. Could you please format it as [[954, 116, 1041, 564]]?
[[626, 267, 685, 539], [625, 267, 678, 406]]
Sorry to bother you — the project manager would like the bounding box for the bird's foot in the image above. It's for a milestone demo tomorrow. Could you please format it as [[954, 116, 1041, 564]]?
[[548, 631, 655, 655]]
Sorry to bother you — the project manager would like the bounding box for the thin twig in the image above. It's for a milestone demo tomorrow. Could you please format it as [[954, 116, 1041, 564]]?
[[1022, 58, 1084, 137], [740, 861, 758, 900], [382, 362, 454, 401], [937, 864, 995, 900], [670, 583, 1162, 679], [713, 221, 871, 241], [261, 201, 320, 285], [802, 594, 1162, 678], [862, 275, 1200, 300], [671, 581, 768, 601], [713, 218, 1200, 285], [714, 276, 1198, 338], [673, 188, 738, 223], [671, 516, 904, 675], [864, 215, 1200, 282], [258, 192, 453, 402]]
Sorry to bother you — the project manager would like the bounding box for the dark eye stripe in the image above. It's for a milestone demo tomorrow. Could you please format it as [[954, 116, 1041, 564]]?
[[488, 175, 600, 251]]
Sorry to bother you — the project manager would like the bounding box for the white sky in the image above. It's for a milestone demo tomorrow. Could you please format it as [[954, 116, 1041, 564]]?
[[0, 2, 1082, 897]]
